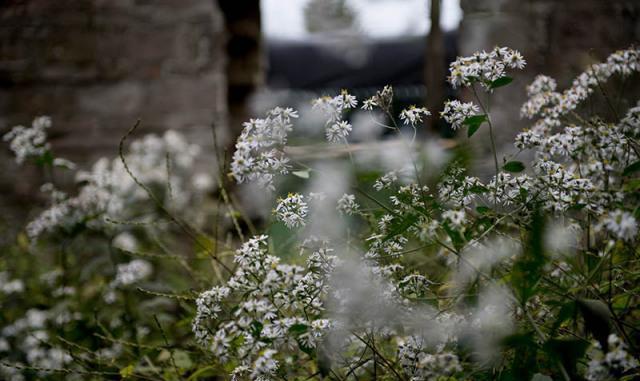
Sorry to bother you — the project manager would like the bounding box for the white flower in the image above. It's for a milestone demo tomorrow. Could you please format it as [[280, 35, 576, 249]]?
[[442, 210, 466, 227], [3, 116, 52, 164], [602, 210, 637, 242], [326, 120, 352, 143], [0, 338, 9, 352], [441, 100, 480, 130], [526, 75, 557, 97], [230, 107, 298, 188], [52, 157, 76, 169], [337, 193, 359, 215], [111, 259, 152, 288], [618, 100, 640, 137], [398, 337, 462, 379], [447, 46, 526, 89], [275, 193, 308, 228], [399, 106, 431, 126], [313, 90, 358, 124], [308, 192, 326, 202], [0, 274, 24, 294], [112, 232, 138, 252], [361, 86, 394, 111], [397, 274, 431, 296], [362, 98, 377, 110], [231, 366, 250, 381], [586, 334, 638, 380], [196, 286, 229, 318], [25, 129, 206, 240], [522, 48, 640, 120], [504, 50, 526, 69], [251, 349, 279, 379], [374, 171, 398, 191], [193, 173, 214, 191]]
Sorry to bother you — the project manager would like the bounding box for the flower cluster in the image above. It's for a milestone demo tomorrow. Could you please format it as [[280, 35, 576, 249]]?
[[521, 48, 640, 120], [447, 46, 526, 89], [0, 272, 24, 295], [192, 236, 338, 379], [508, 49, 640, 222], [397, 337, 462, 380], [437, 166, 485, 208], [361, 85, 394, 111], [1, 309, 75, 376], [442, 209, 466, 228], [5, 43, 640, 381], [274, 193, 308, 228], [110, 259, 152, 288], [619, 100, 640, 137], [586, 334, 638, 380], [231, 107, 298, 189], [325, 120, 352, 143], [3, 116, 52, 164], [373, 170, 399, 191], [313, 89, 358, 123], [399, 105, 431, 126], [336, 193, 359, 215], [440, 100, 481, 130], [601, 210, 638, 242], [23, 129, 209, 240], [313, 89, 358, 143]]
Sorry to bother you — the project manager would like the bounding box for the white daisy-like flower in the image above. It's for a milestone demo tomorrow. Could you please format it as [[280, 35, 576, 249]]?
[[442, 209, 466, 228], [3, 116, 52, 164], [400, 105, 431, 126], [275, 193, 308, 228], [602, 210, 638, 242], [441, 100, 480, 130], [337, 193, 359, 215], [326, 120, 352, 143]]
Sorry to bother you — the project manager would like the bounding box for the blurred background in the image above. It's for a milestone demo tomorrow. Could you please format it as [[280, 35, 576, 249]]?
[[1, 0, 639, 232]]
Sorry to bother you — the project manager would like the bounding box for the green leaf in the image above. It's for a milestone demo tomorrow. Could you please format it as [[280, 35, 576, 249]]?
[[194, 234, 215, 258], [624, 178, 640, 191], [297, 338, 315, 356], [531, 373, 553, 381], [463, 114, 488, 138], [503, 161, 525, 173], [317, 345, 332, 377], [34, 150, 54, 167], [469, 185, 488, 194], [543, 338, 589, 377], [157, 349, 171, 362], [551, 301, 577, 335], [120, 364, 135, 379], [476, 206, 491, 214], [467, 123, 481, 137], [567, 203, 586, 211], [292, 170, 310, 179], [577, 298, 612, 348], [230, 334, 245, 349], [442, 223, 465, 251], [501, 332, 538, 380], [249, 320, 263, 338], [288, 323, 309, 335], [622, 160, 640, 176], [511, 208, 547, 303], [490, 76, 514, 89], [173, 350, 193, 370], [187, 366, 218, 381]]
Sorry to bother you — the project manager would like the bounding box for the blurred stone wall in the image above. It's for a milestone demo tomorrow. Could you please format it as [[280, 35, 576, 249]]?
[[0, 0, 228, 222], [458, 0, 640, 172]]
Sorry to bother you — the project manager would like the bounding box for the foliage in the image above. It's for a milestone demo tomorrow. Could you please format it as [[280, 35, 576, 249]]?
[[2, 46, 640, 381]]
